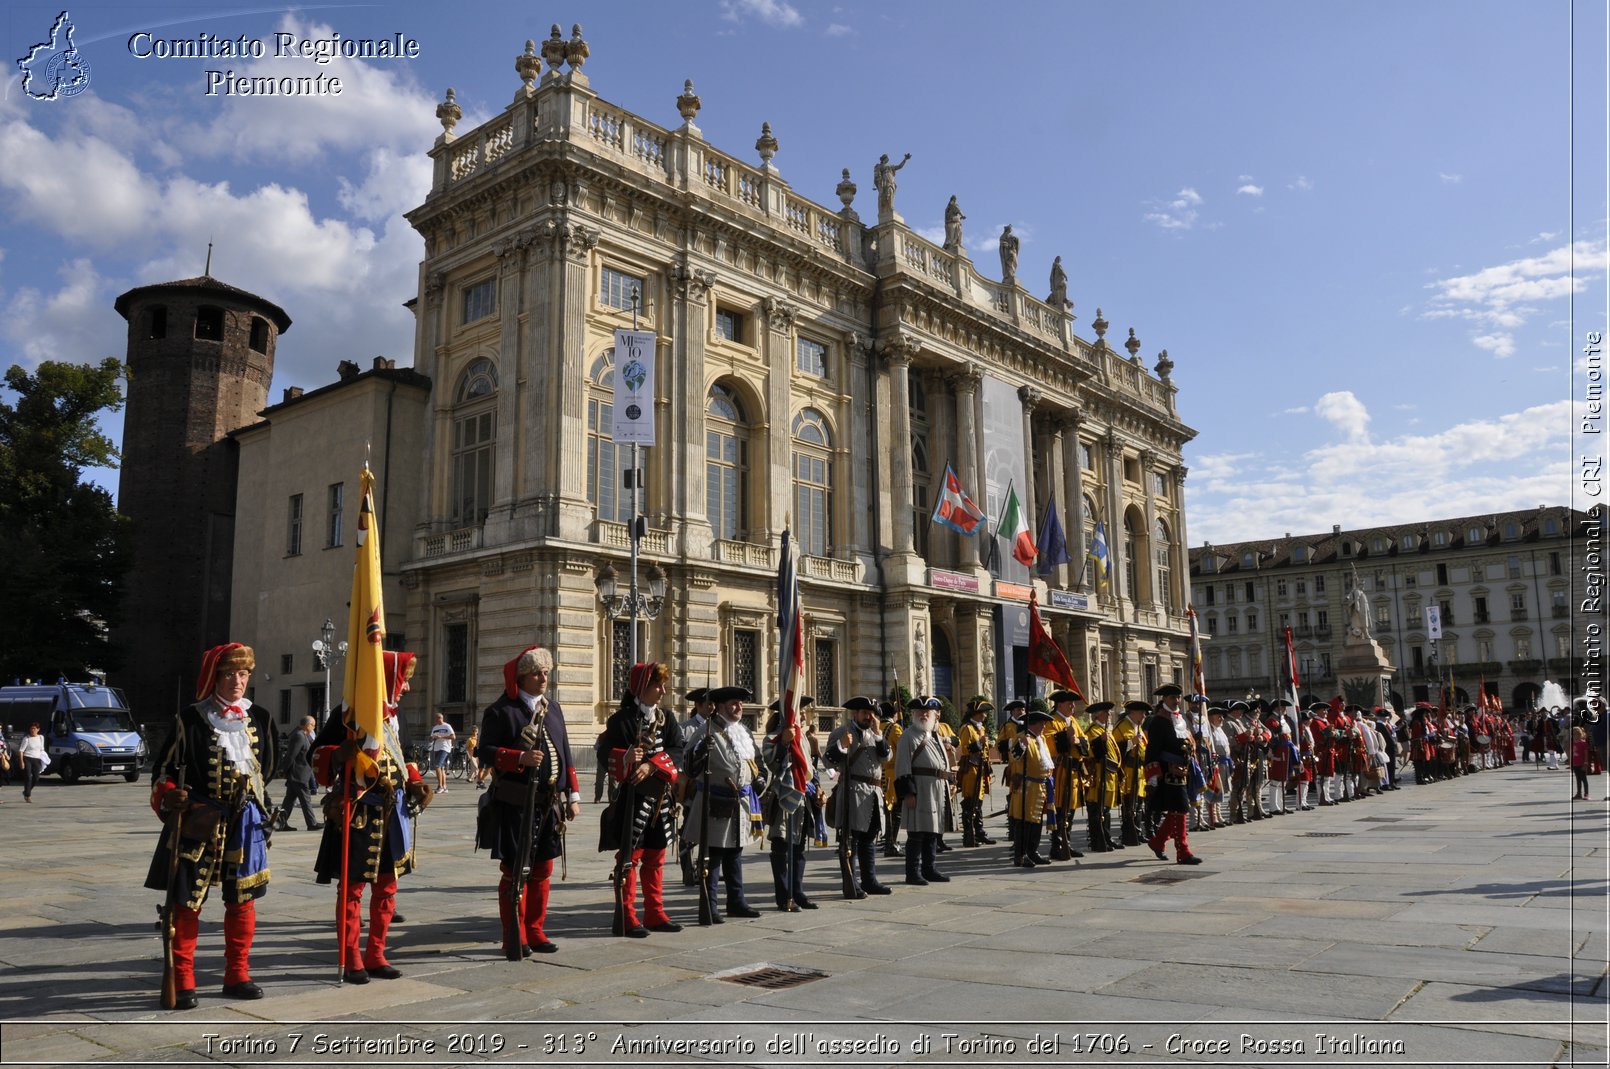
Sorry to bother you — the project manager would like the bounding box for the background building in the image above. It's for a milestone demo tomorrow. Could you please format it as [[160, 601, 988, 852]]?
[[1190, 506, 1593, 710], [398, 34, 1197, 741]]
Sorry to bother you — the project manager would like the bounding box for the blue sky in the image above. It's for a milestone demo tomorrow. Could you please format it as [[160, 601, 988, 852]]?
[[2, 0, 1603, 544]]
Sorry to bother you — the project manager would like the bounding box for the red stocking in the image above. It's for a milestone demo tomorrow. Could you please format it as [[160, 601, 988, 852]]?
[[365, 874, 398, 969], [222, 900, 255, 986], [640, 848, 669, 927], [523, 859, 553, 944], [172, 905, 200, 991], [615, 850, 642, 929]]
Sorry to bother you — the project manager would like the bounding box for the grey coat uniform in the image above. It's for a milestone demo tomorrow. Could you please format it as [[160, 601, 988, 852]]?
[[761, 732, 816, 842], [684, 720, 751, 850], [823, 724, 890, 835], [894, 725, 950, 835]]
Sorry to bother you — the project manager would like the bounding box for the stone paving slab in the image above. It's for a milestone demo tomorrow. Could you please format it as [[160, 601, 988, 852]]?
[[1, 765, 1605, 1069]]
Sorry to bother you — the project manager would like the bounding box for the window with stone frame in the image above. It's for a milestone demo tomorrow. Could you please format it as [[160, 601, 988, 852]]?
[[249, 317, 269, 353], [814, 638, 837, 707], [444, 623, 469, 704], [792, 409, 833, 557], [586, 352, 633, 523], [610, 619, 635, 699], [733, 628, 759, 698], [714, 307, 745, 344], [796, 336, 828, 378], [286, 493, 303, 556], [1155, 519, 1173, 611], [326, 482, 344, 548], [450, 359, 497, 526], [706, 383, 749, 542], [912, 435, 932, 561], [462, 278, 496, 324], [601, 266, 644, 311]]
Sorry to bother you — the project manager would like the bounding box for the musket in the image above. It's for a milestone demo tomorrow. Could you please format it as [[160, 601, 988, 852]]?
[[157, 755, 188, 1010], [613, 707, 664, 936], [695, 730, 715, 926], [505, 714, 549, 961]]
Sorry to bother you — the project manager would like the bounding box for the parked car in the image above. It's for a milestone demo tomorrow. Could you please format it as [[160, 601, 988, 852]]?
[[0, 681, 147, 782]]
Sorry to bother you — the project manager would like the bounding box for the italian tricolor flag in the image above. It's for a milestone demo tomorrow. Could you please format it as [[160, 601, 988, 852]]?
[[997, 480, 1037, 567]]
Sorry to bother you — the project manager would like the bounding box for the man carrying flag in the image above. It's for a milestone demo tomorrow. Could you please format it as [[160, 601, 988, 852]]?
[[763, 529, 813, 910], [312, 466, 433, 983]]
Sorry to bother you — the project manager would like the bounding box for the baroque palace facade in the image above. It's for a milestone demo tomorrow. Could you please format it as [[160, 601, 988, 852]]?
[[395, 31, 1198, 738]]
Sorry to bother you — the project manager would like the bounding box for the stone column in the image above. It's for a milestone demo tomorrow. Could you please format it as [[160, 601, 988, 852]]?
[[1060, 410, 1087, 591], [883, 335, 917, 556], [552, 219, 601, 541], [947, 362, 983, 572], [1017, 384, 1042, 551], [761, 296, 798, 540], [418, 271, 447, 533], [1104, 428, 1128, 614], [1171, 465, 1190, 620], [1042, 417, 1067, 587], [670, 258, 716, 559], [1142, 450, 1162, 614]]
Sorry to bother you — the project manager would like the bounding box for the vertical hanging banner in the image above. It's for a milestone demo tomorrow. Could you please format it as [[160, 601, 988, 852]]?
[[611, 328, 657, 445], [1424, 605, 1443, 640]]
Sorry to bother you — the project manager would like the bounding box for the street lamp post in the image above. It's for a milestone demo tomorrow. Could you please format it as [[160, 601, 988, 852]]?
[[597, 562, 668, 683], [311, 618, 348, 730]]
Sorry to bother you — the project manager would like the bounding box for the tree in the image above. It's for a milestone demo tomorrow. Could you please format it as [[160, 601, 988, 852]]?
[[0, 359, 131, 682]]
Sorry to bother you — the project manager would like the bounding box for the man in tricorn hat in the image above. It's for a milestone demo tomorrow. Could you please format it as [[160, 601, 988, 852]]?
[[895, 696, 952, 885], [1115, 700, 1151, 845], [477, 645, 580, 957], [878, 700, 905, 858], [1007, 705, 1056, 866], [1084, 702, 1123, 852], [996, 698, 1027, 840], [1143, 683, 1202, 865], [146, 643, 277, 1008], [823, 696, 893, 896], [957, 696, 996, 846], [683, 685, 762, 921], [761, 695, 821, 911], [1047, 689, 1087, 860]]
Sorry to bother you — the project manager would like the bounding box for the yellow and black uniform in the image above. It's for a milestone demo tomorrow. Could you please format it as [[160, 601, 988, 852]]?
[[880, 704, 905, 857], [1083, 703, 1123, 852], [1007, 710, 1055, 866], [1114, 703, 1150, 845], [957, 701, 995, 846], [934, 718, 959, 847], [1048, 694, 1087, 860]]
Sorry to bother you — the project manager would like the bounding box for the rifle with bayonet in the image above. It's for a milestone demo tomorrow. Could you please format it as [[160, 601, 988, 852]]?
[[504, 716, 549, 961], [157, 759, 188, 1009]]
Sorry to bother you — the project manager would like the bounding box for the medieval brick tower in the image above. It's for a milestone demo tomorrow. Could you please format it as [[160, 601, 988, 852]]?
[[114, 274, 289, 722]]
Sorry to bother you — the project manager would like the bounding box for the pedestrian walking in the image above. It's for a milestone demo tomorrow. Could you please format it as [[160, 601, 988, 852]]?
[[18, 723, 49, 802], [274, 717, 322, 831], [428, 712, 455, 794]]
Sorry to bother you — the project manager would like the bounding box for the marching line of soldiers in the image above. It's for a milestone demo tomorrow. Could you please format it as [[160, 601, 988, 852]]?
[[147, 643, 1517, 1009]]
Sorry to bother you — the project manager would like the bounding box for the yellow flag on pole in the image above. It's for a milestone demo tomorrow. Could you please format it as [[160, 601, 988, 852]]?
[[342, 465, 387, 747]]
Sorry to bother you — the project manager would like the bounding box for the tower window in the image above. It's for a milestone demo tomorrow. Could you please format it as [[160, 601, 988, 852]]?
[[147, 306, 167, 339], [249, 317, 269, 353], [195, 306, 224, 341]]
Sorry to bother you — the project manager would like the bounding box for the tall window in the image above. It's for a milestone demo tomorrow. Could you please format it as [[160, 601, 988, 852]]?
[[286, 494, 303, 555], [912, 437, 932, 560], [1123, 512, 1138, 601], [249, 317, 269, 353], [814, 638, 837, 706], [444, 623, 468, 704], [610, 620, 635, 698], [195, 305, 223, 341], [587, 352, 632, 523], [1155, 519, 1173, 611], [601, 267, 644, 311], [706, 384, 748, 542], [326, 482, 344, 548], [793, 409, 833, 556], [714, 308, 743, 343], [449, 359, 497, 526], [796, 337, 828, 377], [462, 278, 496, 324]]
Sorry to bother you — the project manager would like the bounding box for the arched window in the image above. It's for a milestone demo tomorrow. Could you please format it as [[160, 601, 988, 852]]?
[[793, 408, 833, 557], [706, 383, 749, 542], [1123, 509, 1150, 603], [912, 432, 931, 560], [451, 358, 497, 526], [587, 352, 632, 523]]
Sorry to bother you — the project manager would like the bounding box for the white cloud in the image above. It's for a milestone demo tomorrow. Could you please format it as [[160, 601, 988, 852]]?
[[1283, 405, 1310, 415], [1145, 188, 1203, 231], [1472, 332, 1516, 358], [1530, 230, 1562, 244], [1, 259, 117, 367], [719, 0, 805, 28], [1423, 239, 1606, 357], [975, 223, 1030, 253], [1439, 172, 1464, 184], [1236, 183, 1263, 196], [1186, 397, 1575, 543], [825, 22, 853, 36], [1289, 175, 1313, 191]]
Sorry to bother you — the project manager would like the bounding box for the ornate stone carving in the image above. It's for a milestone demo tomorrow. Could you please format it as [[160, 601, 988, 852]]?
[[836, 168, 857, 210], [670, 256, 716, 302], [943, 196, 965, 251], [1155, 348, 1174, 383], [516, 40, 540, 87], [914, 622, 928, 693], [761, 295, 799, 332], [998, 225, 1019, 284], [436, 87, 461, 137], [755, 122, 778, 168], [1091, 307, 1109, 343], [978, 621, 995, 697], [540, 25, 566, 73], [945, 360, 983, 392], [558, 223, 600, 262], [1048, 255, 1069, 308], [1125, 327, 1142, 361], [1018, 383, 1043, 411], [566, 25, 590, 71], [676, 80, 701, 122], [424, 271, 445, 306], [872, 152, 910, 217], [880, 332, 918, 367]]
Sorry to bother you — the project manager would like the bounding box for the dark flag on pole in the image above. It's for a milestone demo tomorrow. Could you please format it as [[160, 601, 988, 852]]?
[[1034, 495, 1072, 575]]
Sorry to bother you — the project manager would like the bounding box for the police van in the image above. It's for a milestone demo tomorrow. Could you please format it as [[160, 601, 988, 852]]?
[[0, 681, 146, 782]]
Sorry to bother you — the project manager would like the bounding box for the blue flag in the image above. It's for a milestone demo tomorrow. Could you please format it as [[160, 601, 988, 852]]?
[[1034, 495, 1072, 575], [1089, 521, 1111, 586]]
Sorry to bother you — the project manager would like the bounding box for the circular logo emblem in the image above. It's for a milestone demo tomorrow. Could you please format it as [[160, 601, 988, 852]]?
[[625, 404, 642, 420]]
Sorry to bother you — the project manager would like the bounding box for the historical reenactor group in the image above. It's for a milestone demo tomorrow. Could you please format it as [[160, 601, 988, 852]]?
[[147, 640, 1525, 1008]]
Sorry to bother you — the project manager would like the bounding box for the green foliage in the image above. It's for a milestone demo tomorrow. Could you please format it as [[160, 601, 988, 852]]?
[[0, 359, 131, 681], [937, 695, 960, 732]]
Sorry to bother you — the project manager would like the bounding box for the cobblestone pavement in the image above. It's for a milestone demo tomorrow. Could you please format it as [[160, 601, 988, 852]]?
[[0, 763, 1604, 1068]]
